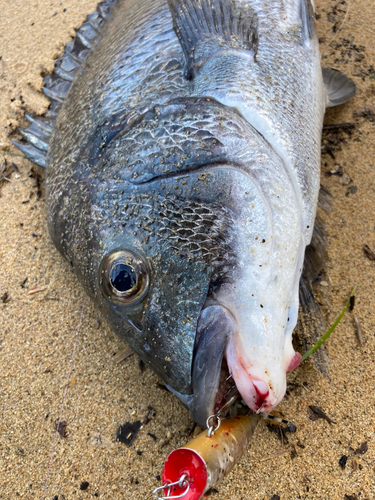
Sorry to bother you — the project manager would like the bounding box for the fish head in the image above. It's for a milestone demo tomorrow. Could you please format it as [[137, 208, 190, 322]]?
[[48, 97, 304, 427]]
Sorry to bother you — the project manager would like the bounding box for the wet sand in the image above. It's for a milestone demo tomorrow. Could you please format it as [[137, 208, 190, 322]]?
[[0, 1, 374, 499]]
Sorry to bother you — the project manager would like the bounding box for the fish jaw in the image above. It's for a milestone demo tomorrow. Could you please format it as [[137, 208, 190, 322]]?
[[220, 229, 305, 413], [226, 334, 285, 413], [223, 274, 303, 413]]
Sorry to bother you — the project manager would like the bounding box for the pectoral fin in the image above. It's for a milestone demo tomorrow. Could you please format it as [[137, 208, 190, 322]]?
[[323, 67, 356, 108]]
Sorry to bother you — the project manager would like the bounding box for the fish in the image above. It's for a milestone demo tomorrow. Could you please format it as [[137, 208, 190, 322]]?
[[13, 0, 356, 429]]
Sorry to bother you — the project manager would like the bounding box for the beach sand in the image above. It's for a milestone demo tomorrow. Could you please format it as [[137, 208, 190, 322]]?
[[0, 1, 374, 499]]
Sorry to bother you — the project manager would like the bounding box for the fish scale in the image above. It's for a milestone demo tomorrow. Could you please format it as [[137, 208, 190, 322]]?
[[183, 8, 325, 245]]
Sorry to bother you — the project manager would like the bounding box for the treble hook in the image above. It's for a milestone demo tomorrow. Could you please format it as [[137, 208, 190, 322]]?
[[206, 390, 240, 437], [152, 474, 190, 499]]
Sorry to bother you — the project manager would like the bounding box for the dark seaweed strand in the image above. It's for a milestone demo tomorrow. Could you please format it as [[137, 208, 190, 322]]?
[[11, 0, 117, 167]]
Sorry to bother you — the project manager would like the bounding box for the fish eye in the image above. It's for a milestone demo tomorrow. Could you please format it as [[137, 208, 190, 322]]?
[[99, 249, 149, 305]]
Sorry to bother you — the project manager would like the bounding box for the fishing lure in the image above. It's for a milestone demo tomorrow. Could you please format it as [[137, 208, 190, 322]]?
[[153, 415, 259, 500]]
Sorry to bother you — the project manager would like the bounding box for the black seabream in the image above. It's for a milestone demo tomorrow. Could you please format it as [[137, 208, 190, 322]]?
[[13, 0, 356, 428]]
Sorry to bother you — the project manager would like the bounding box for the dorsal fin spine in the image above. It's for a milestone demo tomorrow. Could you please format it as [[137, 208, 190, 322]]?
[[18, 128, 49, 152], [54, 66, 75, 82], [11, 140, 47, 167], [24, 113, 53, 134], [13, 0, 116, 166], [75, 32, 93, 49], [168, 0, 258, 76]]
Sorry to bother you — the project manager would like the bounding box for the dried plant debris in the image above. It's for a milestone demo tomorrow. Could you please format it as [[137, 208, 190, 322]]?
[[264, 414, 297, 433], [353, 106, 375, 122], [363, 244, 375, 261], [345, 185, 357, 197], [290, 444, 298, 459], [353, 315, 364, 345], [325, 164, 344, 177], [339, 455, 348, 469], [112, 347, 134, 364], [89, 433, 114, 449], [116, 421, 142, 446], [351, 458, 362, 471], [354, 442, 368, 455], [143, 406, 156, 426], [187, 422, 197, 437], [28, 285, 47, 295], [321, 123, 354, 159], [309, 406, 336, 424], [56, 421, 67, 438], [0, 159, 18, 194], [29, 167, 43, 199], [266, 422, 292, 445], [323, 123, 355, 131]]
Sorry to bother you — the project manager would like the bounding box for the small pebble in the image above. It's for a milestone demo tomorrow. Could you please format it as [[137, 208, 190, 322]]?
[[80, 481, 89, 491]]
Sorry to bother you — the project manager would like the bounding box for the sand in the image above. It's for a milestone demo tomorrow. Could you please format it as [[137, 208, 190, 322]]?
[[0, 1, 374, 499]]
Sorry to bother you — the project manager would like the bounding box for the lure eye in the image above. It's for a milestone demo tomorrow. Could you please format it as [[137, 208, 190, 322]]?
[[99, 249, 149, 305]]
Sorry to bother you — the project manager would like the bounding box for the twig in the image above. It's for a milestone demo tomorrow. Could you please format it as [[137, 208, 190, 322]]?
[[113, 347, 134, 364], [259, 450, 289, 463], [353, 315, 364, 345], [28, 285, 47, 295], [323, 123, 355, 131], [363, 244, 375, 261]]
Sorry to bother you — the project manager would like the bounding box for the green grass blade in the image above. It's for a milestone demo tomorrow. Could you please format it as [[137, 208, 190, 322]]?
[[0, 151, 25, 158], [301, 286, 356, 362]]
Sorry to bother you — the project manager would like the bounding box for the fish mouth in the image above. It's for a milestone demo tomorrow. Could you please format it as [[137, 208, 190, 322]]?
[[187, 304, 283, 428], [168, 303, 291, 428]]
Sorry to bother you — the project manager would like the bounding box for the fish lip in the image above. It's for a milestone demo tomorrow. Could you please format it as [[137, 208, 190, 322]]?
[[226, 338, 281, 414], [188, 304, 239, 428]]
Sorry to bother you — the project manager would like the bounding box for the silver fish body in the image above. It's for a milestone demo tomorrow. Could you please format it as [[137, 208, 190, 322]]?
[[15, 0, 356, 428]]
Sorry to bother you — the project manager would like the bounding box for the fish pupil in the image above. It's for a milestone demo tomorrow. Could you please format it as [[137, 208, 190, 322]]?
[[110, 264, 137, 292]]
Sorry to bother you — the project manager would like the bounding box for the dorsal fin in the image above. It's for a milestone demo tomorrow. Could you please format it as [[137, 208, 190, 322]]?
[[12, 0, 117, 167], [297, 185, 333, 379], [167, 0, 258, 77]]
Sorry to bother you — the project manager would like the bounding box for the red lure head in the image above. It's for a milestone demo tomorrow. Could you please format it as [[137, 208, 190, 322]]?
[[162, 448, 207, 500]]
